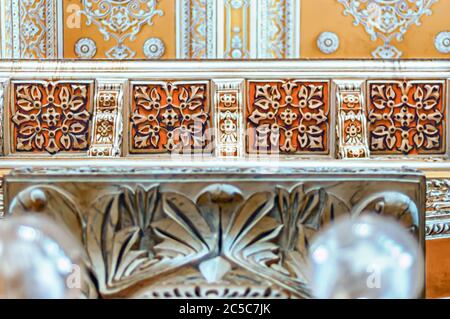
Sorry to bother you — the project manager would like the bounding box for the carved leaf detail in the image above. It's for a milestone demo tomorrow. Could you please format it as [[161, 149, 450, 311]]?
[[86, 185, 209, 296]]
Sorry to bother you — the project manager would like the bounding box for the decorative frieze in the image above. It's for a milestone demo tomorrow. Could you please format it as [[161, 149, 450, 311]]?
[[88, 81, 124, 157], [177, 0, 217, 59], [0, 62, 447, 161], [8, 80, 94, 155], [257, 0, 300, 58], [335, 80, 370, 159], [129, 81, 212, 155], [214, 80, 244, 157], [4, 0, 58, 58], [246, 80, 330, 155], [367, 80, 446, 155]]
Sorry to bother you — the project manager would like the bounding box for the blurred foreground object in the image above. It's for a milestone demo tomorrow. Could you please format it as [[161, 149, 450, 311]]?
[[309, 214, 424, 299], [0, 214, 84, 299]]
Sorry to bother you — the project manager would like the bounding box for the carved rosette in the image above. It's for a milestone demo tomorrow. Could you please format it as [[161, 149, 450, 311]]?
[[5, 168, 423, 298], [336, 81, 370, 159], [130, 81, 212, 155], [367, 80, 446, 155], [214, 80, 243, 157], [246, 80, 330, 155], [10, 81, 93, 155], [88, 82, 124, 157]]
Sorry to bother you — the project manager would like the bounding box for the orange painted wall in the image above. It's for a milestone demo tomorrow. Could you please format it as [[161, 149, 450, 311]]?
[[301, 0, 450, 59]]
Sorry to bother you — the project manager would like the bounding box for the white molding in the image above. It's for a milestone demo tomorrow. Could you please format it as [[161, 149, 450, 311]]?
[[0, 0, 5, 58], [217, 0, 225, 59], [175, 0, 187, 59], [292, 0, 301, 58], [11, 0, 19, 58], [206, 0, 217, 58], [0, 60, 449, 76], [249, 0, 258, 59], [57, 0, 64, 58]]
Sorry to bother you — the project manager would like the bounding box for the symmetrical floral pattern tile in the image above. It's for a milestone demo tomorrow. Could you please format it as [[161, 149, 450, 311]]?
[[367, 80, 446, 155], [11, 81, 93, 154], [246, 80, 330, 154], [130, 81, 211, 154]]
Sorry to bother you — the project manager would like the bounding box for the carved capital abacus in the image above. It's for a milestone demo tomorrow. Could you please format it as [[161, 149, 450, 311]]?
[[3, 167, 425, 299]]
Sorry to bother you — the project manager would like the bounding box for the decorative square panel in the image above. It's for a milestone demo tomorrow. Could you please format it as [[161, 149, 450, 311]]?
[[367, 80, 446, 155], [246, 80, 330, 155], [9, 80, 94, 155], [129, 81, 212, 154]]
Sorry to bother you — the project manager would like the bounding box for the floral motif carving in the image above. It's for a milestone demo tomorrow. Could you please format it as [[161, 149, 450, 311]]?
[[367, 80, 446, 155], [339, 0, 437, 59], [247, 80, 329, 154], [130, 81, 211, 154], [11, 81, 93, 154], [81, 0, 163, 59]]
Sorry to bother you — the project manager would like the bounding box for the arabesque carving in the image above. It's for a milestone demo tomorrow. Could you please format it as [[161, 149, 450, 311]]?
[[130, 81, 211, 154], [10, 80, 93, 155], [367, 80, 446, 155], [247, 80, 330, 155]]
